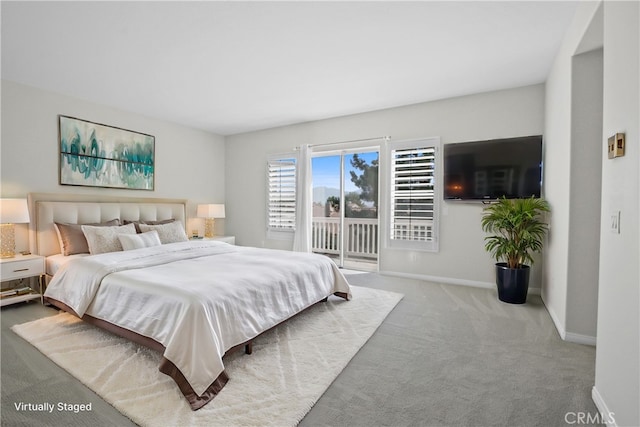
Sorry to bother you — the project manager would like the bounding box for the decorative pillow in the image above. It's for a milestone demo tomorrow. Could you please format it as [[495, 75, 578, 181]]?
[[118, 230, 162, 251], [123, 218, 175, 233], [81, 223, 137, 255], [139, 221, 188, 244], [54, 219, 120, 256]]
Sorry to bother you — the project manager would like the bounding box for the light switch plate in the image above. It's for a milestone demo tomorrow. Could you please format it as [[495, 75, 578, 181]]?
[[610, 211, 620, 234]]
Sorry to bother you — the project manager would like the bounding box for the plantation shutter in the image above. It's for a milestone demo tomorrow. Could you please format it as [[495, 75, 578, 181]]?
[[390, 141, 438, 247], [267, 157, 297, 231]]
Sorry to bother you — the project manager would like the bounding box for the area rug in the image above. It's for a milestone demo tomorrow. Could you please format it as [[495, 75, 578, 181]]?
[[12, 285, 402, 427]]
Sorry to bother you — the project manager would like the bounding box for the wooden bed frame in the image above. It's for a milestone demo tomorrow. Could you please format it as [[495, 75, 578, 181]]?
[[29, 192, 348, 410]]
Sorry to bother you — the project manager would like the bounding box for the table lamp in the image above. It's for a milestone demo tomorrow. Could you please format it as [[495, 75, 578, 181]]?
[[197, 204, 225, 238], [0, 198, 30, 258]]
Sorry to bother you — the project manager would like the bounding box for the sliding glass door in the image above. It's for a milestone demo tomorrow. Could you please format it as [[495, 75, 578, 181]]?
[[311, 150, 379, 270]]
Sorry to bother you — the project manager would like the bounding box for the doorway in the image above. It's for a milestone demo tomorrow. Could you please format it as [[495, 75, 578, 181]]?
[[310, 150, 379, 271]]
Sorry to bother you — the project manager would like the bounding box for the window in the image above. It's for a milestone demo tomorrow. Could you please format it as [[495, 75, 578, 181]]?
[[267, 156, 297, 233], [388, 138, 440, 251]]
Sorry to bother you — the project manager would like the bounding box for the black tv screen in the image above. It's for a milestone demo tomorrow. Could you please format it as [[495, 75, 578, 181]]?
[[444, 135, 543, 200]]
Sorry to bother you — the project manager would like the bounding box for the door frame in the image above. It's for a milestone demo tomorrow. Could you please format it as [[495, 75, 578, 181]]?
[[310, 146, 380, 270]]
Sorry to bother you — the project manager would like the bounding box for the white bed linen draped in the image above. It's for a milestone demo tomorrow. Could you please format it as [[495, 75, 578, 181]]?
[[44, 241, 351, 397]]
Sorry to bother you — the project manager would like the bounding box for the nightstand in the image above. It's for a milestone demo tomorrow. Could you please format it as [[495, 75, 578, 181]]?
[[0, 254, 45, 307]]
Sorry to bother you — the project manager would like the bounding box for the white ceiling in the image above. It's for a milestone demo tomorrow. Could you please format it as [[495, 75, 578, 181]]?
[[1, 1, 579, 136]]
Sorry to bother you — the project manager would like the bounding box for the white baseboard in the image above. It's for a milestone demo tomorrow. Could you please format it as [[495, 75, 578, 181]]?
[[545, 303, 567, 340], [378, 270, 541, 295], [541, 298, 597, 346], [379, 270, 493, 289], [592, 386, 618, 427], [565, 331, 597, 346]]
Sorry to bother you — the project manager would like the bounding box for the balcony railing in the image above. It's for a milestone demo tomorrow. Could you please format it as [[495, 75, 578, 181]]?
[[391, 218, 435, 242], [311, 217, 435, 261], [311, 217, 378, 260]]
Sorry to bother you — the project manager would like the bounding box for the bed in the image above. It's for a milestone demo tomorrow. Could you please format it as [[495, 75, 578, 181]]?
[[29, 193, 351, 410]]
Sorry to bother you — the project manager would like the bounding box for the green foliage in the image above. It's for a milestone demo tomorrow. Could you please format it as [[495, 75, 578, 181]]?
[[349, 154, 378, 208], [326, 196, 340, 212], [481, 197, 550, 269], [345, 192, 363, 208]]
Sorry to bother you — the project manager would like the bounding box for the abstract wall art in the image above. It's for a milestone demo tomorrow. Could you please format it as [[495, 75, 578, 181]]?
[[59, 116, 155, 190]]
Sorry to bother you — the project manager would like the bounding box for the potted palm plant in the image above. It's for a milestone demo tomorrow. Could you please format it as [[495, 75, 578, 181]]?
[[481, 197, 550, 304]]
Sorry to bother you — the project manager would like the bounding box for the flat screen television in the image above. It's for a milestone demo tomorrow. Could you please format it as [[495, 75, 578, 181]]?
[[443, 135, 543, 200]]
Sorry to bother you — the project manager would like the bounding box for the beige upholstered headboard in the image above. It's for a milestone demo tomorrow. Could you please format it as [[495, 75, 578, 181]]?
[[28, 193, 187, 257]]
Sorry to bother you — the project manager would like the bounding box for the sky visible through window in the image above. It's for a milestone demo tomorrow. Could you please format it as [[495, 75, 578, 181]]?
[[312, 151, 378, 193]]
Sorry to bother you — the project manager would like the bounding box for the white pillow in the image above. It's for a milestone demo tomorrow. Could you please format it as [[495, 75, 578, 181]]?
[[138, 220, 188, 244], [81, 223, 137, 254], [118, 230, 162, 251]]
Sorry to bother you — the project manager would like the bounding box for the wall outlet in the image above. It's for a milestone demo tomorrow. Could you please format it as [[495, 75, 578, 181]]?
[[610, 211, 620, 234]]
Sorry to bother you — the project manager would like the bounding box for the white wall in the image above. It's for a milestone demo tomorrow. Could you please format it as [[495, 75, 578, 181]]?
[[593, 1, 640, 425], [226, 84, 545, 288], [547, 1, 640, 424], [1, 80, 226, 251], [566, 47, 603, 343], [543, 1, 602, 342]]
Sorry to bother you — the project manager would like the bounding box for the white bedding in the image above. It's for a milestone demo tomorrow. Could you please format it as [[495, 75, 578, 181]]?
[[44, 240, 351, 399], [45, 253, 89, 276]]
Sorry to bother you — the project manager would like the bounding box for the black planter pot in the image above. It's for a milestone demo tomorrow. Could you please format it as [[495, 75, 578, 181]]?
[[495, 263, 530, 304]]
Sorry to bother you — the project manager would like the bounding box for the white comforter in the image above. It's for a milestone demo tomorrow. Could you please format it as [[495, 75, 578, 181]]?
[[44, 240, 351, 397]]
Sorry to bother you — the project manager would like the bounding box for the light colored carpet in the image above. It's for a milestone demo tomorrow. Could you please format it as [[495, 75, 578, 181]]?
[[11, 285, 402, 427]]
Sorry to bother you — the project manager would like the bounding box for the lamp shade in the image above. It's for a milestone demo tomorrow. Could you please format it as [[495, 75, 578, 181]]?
[[0, 199, 30, 224], [197, 204, 225, 219]]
